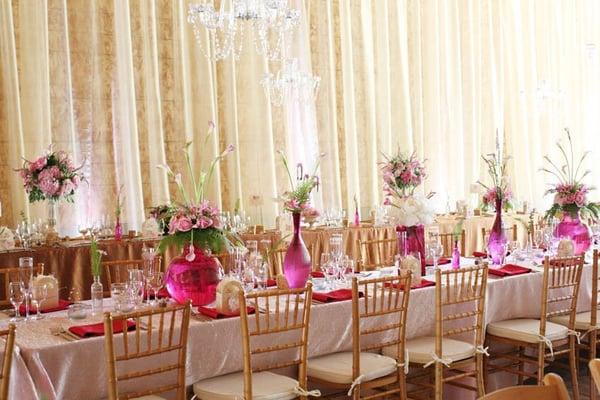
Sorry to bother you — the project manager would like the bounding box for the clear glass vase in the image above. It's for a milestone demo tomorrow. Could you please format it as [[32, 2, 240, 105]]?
[[91, 275, 103, 315]]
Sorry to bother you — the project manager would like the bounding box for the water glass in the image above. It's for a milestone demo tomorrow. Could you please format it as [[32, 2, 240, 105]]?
[[9, 282, 24, 322], [111, 283, 128, 313], [31, 284, 48, 320], [329, 234, 343, 263]]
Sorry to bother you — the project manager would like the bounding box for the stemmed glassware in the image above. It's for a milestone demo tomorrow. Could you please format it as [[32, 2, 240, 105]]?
[[31, 284, 48, 320], [147, 272, 164, 306], [128, 269, 145, 309], [19, 257, 33, 320], [426, 240, 443, 276], [8, 282, 24, 322]]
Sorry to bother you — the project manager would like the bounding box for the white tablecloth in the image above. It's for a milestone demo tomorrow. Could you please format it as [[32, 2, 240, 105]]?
[[2, 257, 595, 400]]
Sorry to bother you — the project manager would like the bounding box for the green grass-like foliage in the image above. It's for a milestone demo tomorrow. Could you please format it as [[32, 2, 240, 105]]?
[[157, 227, 232, 255]]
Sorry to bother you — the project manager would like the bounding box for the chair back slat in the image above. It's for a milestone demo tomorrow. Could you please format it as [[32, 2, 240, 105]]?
[[435, 265, 488, 355], [539, 255, 584, 336], [0, 324, 16, 400], [591, 250, 599, 327], [358, 238, 397, 271], [0, 264, 44, 308], [240, 285, 313, 398], [104, 301, 191, 400]]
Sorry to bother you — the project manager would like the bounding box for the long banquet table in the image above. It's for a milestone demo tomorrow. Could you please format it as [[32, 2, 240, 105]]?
[[2, 257, 595, 400]]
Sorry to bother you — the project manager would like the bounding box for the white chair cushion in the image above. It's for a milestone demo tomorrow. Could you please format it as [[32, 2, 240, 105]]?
[[307, 352, 397, 384], [487, 318, 568, 343], [550, 311, 599, 330], [385, 336, 475, 364], [193, 371, 299, 400]]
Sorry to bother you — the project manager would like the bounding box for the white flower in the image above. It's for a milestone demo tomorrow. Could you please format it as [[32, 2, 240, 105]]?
[[389, 194, 435, 226]]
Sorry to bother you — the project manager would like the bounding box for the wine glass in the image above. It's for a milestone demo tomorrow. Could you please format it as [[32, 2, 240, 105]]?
[[31, 284, 48, 320], [341, 257, 355, 285], [426, 240, 443, 275], [148, 272, 164, 306], [9, 282, 24, 322], [254, 255, 268, 290]]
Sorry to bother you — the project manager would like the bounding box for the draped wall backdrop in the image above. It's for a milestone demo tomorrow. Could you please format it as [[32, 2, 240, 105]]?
[[1, 0, 600, 234]]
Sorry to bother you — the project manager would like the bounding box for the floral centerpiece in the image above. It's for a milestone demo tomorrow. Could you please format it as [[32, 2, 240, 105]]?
[[278, 151, 323, 288], [382, 151, 434, 274], [477, 148, 512, 264], [16, 146, 84, 241], [542, 129, 599, 254], [157, 123, 236, 305], [302, 206, 320, 228]]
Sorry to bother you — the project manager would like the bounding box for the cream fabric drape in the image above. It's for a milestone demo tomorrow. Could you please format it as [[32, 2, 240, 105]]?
[[1, 0, 600, 235]]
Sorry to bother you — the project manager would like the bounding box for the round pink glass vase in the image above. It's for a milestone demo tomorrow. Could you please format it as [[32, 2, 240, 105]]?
[[283, 212, 312, 288], [165, 244, 221, 306], [487, 197, 507, 265], [396, 225, 426, 275], [554, 211, 591, 255]]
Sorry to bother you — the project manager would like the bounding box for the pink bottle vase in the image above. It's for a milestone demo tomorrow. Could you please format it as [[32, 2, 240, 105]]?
[[554, 212, 591, 255], [487, 197, 507, 264], [283, 212, 312, 288], [451, 240, 460, 269], [354, 208, 360, 227], [396, 225, 426, 275], [114, 217, 123, 241]]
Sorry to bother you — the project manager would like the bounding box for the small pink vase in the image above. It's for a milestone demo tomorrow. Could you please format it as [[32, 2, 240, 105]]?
[[354, 209, 360, 227], [451, 240, 460, 269], [396, 225, 426, 275], [554, 212, 591, 255], [114, 218, 123, 241], [164, 244, 221, 306], [283, 212, 312, 288]]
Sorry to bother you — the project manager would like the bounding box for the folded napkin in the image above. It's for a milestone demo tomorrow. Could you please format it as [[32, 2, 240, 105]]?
[[20, 299, 72, 315], [426, 258, 450, 267], [254, 279, 277, 289], [197, 306, 256, 319], [473, 251, 487, 258], [69, 320, 136, 338], [384, 279, 435, 290], [312, 289, 363, 303], [144, 288, 170, 299], [488, 264, 531, 277], [311, 271, 325, 278]]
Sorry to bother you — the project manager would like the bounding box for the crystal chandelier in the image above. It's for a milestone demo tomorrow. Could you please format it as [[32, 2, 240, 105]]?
[[261, 58, 320, 106], [188, 0, 300, 61]]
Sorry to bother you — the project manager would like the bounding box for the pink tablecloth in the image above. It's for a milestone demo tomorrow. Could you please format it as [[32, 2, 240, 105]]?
[[2, 260, 594, 399]]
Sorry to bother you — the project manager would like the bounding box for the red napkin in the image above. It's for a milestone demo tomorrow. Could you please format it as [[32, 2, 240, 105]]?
[[197, 306, 256, 319], [266, 279, 277, 287], [143, 288, 170, 300], [311, 271, 325, 278], [473, 251, 487, 258], [426, 258, 450, 267], [488, 264, 531, 277], [20, 299, 72, 315], [384, 279, 435, 290], [312, 289, 363, 303], [69, 320, 136, 338]]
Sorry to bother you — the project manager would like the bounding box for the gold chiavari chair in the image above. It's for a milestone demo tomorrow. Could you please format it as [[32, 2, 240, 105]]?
[[590, 359, 600, 395], [193, 284, 315, 399], [485, 255, 584, 400], [481, 224, 518, 245], [0, 264, 45, 309], [479, 373, 570, 400], [103, 301, 192, 400], [308, 272, 411, 399], [436, 231, 466, 258], [102, 259, 145, 296], [399, 265, 488, 400], [549, 250, 600, 400], [358, 238, 397, 271], [0, 324, 16, 400]]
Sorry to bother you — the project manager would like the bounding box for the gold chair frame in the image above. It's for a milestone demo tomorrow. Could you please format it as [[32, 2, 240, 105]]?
[[0, 324, 16, 400]]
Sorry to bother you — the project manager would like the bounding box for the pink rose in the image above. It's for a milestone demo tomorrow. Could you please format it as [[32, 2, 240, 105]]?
[[197, 216, 213, 229], [575, 191, 586, 207], [30, 156, 47, 172], [39, 177, 59, 196], [168, 215, 193, 234], [383, 197, 392, 206]]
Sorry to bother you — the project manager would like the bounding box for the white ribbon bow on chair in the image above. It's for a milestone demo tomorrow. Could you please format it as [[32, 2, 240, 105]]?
[[566, 329, 582, 345], [294, 386, 321, 397], [476, 345, 490, 357], [537, 334, 555, 359], [423, 352, 452, 369], [347, 374, 365, 396], [396, 349, 410, 375]]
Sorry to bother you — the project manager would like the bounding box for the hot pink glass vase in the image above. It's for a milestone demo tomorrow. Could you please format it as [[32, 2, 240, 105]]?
[[487, 197, 507, 265], [451, 240, 460, 269], [396, 224, 426, 275], [283, 212, 312, 288], [114, 217, 123, 241], [165, 244, 220, 306], [554, 212, 591, 255]]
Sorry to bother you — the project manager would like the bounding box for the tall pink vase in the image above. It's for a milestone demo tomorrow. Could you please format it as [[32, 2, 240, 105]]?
[[487, 197, 507, 264], [283, 212, 312, 288], [554, 212, 591, 255], [396, 225, 426, 275], [165, 244, 220, 306], [114, 217, 123, 241]]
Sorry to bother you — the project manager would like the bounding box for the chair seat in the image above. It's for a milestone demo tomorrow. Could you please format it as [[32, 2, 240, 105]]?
[[193, 371, 299, 400], [307, 352, 397, 384], [550, 311, 600, 330], [385, 336, 475, 364], [487, 318, 568, 343]]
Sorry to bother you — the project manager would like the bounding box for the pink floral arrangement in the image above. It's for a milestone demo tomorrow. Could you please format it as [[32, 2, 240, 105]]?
[[278, 151, 323, 214], [381, 152, 426, 197], [17, 146, 83, 203], [302, 206, 320, 218], [481, 187, 513, 212], [477, 148, 512, 212], [542, 129, 599, 220], [168, 201, 222, 234]]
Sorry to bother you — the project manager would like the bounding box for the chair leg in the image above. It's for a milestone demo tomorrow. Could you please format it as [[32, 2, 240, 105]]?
[[483, 337, 490, 392], [517, 346, 524, 385], [399, 371, 407, 400], [435, 363, 443, 400], [568, 336, 580, 400], [537, 342, 545, 385], [476, 354, 485, 397], [591, 331, 598, 400]]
